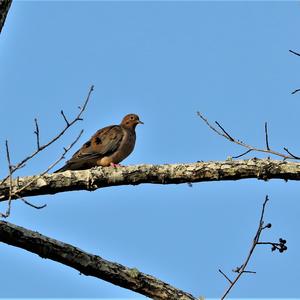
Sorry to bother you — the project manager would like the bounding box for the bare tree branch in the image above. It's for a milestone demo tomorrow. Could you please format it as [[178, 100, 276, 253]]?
[[1, 130, 83, 217], [220, 196, 269, 299], [34, 118, 40, 150], [215, 121, 234, 141], [20, 197, 47, 209], [218, 269, 232, 284], [264, 122, 270, 150], [0, 159, 300, 202], [219, 196, 287, 299], [60, 110, 70, 126], [283, 147, 300, 159], [0, 85, 94, 186], [0, 220, 197, 300], [197, 112, 300, 160], [291, 88, 300, 95], [289, 50, 300, 94], [289, 49, 300, 57], [0, 0, 12, 34], [232, 149, 253, 159], [13, 130, 84, 196], [0, 140, 13, 217]]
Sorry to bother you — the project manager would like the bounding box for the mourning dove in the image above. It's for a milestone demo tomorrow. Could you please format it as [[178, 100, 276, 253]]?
[[54, 114, 143, 172]]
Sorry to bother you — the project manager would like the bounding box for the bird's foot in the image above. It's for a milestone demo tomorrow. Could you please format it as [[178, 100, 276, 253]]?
[[110, 163, 123, 168]]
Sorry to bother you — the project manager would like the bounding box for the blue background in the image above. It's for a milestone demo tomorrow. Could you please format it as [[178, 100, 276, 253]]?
[[0, 1, 300, 298]]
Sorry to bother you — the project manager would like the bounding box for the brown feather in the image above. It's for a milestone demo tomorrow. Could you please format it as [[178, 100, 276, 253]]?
[[54, 114, 143, 172]]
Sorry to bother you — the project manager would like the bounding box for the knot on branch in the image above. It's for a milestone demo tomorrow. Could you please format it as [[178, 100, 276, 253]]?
[[256, 161, 281, 181]]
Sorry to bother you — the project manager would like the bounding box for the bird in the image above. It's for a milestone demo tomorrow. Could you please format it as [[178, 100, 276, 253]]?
[[54, 113, 143, 172]]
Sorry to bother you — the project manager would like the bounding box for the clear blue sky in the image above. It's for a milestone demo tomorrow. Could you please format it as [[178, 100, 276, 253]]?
[[0, 1, 300, 298]]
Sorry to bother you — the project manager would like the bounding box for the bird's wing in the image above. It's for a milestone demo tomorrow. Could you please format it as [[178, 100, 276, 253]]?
[[68, 125, 124, 164]]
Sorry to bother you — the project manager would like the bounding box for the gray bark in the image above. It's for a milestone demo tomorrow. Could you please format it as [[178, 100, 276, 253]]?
[[0, 0, 12, 33], [0, 159, 299, 201], [0, 220, 197, 300]]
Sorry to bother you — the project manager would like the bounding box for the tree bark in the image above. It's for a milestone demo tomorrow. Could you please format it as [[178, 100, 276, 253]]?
[[0, 220, 197, 300], [0, 0, 12, 33], [0, 158, 299, 201]]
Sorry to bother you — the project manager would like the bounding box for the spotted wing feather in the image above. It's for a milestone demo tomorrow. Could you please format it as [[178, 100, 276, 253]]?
[[55, 125, 124, 171]]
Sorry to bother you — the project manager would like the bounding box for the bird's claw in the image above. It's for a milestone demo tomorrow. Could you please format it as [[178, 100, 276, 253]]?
[[110, 163, 123, 168]]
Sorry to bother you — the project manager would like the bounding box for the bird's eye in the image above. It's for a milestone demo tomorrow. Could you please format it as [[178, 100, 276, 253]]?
[[130, 116, 134, 120]]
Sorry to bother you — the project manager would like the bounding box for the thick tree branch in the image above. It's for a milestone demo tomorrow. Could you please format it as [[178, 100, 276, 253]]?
[[0, 159, 299, 202], [0, 0, 12, 34], [0, 221, 196, 300]]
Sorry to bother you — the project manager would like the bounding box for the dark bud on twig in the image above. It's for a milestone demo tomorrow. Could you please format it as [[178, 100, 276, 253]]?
[[278, 238, 288, 253], [270, 238, 287, 253]]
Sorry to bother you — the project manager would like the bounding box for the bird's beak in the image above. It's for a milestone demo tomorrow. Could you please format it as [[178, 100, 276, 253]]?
[[138, 120, 144, 125]]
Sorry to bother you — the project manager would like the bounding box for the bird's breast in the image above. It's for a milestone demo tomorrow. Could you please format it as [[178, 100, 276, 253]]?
[[110, 128, 136, 164]]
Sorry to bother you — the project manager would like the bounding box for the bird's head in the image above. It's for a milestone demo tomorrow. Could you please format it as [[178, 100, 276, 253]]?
[[121, 114, 144, 129]]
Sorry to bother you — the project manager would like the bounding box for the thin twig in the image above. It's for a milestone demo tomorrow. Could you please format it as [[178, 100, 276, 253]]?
[[291, 89, 300, 95], [232, 149, 253, 159], [60, 110, 70, 126], [197, 112, 226, 138], [0, 130, 82, 216], [283, 147, 300, 159], [34, 118, 40, 150], [220, 196, 269, 299], [218, 269, 232, 284], [20, 197, 47, 209], [241, 270, 256, 274], [289, 50, 300, 94], [289, 49, 300, 57], [5, 140, 12, 173], [232, 266, 256, 274], [257, 240, 287, 253], [264, 122, 270, 150], [1, 141, 13, 218], [215, 121, 234, 141], [197, 112, 300, 160], [12, 130, 84, 198], [0, 85, 94, 186], [257, 242, 277, 246]]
